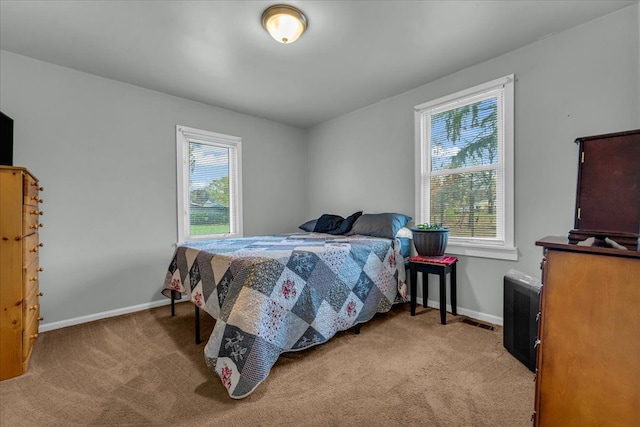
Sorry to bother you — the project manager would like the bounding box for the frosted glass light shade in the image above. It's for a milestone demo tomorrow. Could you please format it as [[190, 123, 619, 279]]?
[[262, 5, 307, 44]]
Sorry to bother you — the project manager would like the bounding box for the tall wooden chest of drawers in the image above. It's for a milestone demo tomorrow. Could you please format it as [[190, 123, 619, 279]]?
[[0, 166, 44, 380]]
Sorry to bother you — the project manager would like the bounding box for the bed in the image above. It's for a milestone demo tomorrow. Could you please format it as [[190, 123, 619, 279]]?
[[161, 213, 410, 399]]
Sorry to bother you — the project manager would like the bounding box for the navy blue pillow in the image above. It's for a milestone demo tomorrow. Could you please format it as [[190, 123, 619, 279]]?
[[313, 211, 363, 235], [327, 211, 362, 235], [313, 214, 344, 233]]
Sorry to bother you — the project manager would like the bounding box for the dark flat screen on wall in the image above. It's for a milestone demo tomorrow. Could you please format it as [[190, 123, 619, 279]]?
[[0, 111, 13, 166]]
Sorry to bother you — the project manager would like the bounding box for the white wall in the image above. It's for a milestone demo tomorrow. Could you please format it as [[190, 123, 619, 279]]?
[[306, 5, 640, 322], [0, 50, 308, 326]]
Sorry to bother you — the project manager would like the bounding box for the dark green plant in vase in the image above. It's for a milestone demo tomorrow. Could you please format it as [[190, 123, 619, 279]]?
[[411, 223, 450, 258]]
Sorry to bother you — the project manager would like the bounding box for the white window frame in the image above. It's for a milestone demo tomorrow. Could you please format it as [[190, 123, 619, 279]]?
[[176, 125, 243, 243], [414, 75, 516, 260]]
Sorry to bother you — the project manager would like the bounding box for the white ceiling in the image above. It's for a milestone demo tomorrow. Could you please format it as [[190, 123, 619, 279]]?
[[0, 1, 636, 128]]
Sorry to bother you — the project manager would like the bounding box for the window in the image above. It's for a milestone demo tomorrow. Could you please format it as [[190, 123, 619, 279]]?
[[414, 75, 516, 260], [176, 125, 242, 242]]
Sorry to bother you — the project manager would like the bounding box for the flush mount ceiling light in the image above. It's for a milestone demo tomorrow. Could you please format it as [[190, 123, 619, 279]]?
[[261, 4, 308, 44]]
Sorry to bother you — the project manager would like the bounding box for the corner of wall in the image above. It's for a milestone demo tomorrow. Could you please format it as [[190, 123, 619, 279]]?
[[637, 3, 640, 116]]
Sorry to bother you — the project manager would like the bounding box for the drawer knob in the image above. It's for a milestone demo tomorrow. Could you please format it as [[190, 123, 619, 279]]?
[[29, 305, 38, 311], [38, 292, 44, 297], [31, 196, 43, 203], [30, 334, 39, 339], [29, 276, 38, 281], [38, 267, 44, 272], [38, 317, 44, 322]]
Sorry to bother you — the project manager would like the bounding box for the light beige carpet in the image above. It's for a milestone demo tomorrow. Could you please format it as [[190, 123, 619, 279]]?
[[0, 302, 534, 426]]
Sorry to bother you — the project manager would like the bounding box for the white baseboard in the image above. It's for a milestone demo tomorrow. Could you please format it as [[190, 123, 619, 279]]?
[[416, 296, 503, 326], [39, 295, 190, 332], [40, 295, 502, 333]]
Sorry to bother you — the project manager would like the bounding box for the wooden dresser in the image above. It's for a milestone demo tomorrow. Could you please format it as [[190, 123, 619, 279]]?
[[534, 236, 640, 426], [0, 166, 44, 380]]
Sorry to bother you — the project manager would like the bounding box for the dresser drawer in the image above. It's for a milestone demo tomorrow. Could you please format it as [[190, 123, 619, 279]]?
[[22, 233, 42, 264], [22, 303, 40, 362], [23, 205, 43, 231], [22, 214, 41, 236], [22, 263, 41, 364], [23, 173, 42, 207], [23, 259, 40, 297], [23, 282, 40, 324]]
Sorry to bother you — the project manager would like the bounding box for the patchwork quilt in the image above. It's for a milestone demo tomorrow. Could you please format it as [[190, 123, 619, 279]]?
[[162, 232, 406, 398]]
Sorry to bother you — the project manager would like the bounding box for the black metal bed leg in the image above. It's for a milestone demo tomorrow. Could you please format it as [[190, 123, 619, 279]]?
[[195, 305, 201, 344], [170, 289, 181, 317], [354, 324, 360, 335]]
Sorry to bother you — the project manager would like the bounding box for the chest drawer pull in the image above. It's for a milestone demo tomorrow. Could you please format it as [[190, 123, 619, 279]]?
[[30, 243, 44, 252], [38, 292, 44, 297], [28, 305, 38, 311], [38, 317, 44, 322], [29, 276, 38, 282], [29, 334, 39, 340]]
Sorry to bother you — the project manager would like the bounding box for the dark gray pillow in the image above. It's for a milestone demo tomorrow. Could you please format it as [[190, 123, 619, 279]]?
[[346, 213, 412, 239], [298, 218, 318, 232]]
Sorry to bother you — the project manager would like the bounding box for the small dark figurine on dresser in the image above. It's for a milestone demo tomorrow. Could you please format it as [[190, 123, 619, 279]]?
[[576, 236, 627, 249]]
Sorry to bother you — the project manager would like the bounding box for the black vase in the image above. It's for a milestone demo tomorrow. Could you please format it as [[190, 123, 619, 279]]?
[[411, 229, 449, 258]]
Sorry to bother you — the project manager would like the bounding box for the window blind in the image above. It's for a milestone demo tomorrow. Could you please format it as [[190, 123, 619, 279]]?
[[421, 88, 505, 242], [176, 126, 242, 242]]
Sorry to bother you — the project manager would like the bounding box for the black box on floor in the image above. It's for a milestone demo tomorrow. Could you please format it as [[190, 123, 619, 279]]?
[[503, 269, 541, 372]]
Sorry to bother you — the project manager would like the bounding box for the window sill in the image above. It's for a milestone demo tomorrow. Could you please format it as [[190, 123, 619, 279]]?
[[180, 233, 242, 244], [445, 243, 518, 261]]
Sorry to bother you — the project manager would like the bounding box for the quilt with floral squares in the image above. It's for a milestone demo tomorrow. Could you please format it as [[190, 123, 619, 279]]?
[[162, 232, 406, 399]]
